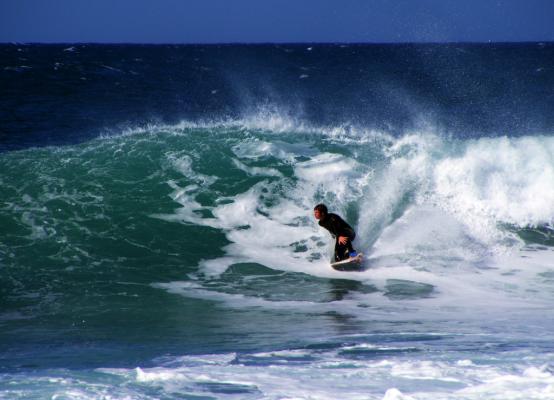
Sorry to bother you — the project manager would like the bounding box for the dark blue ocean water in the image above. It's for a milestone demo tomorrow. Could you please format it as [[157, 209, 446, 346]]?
[[2, 43, 554, 152], [1, 43, 554, 399]]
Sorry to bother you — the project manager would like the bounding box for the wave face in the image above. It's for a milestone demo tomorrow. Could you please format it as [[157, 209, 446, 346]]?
[[1, 44, 554, 399]]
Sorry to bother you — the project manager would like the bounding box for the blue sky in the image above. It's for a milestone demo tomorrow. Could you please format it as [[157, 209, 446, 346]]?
[[1, 0, 553, 43]]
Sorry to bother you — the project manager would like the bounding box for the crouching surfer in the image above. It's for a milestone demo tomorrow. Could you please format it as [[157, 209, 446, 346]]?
[[313, 203, 358, 262]]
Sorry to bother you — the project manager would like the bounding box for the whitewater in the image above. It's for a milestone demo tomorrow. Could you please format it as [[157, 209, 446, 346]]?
[[1, 43, 554, 399]]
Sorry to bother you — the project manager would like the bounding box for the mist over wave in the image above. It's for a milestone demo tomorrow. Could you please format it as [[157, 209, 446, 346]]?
[[2, 43, 554, 151]]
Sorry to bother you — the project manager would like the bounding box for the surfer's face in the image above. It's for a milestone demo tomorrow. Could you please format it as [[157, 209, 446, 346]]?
[[314, 209, 322, 220]]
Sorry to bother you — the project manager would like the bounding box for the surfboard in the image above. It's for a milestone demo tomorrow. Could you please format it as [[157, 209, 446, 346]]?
[[330, 253, 364, 271]]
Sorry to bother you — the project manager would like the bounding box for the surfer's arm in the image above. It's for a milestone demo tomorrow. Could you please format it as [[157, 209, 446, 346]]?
[[333, 216, 355, 242], [321, 214, 355, 241]]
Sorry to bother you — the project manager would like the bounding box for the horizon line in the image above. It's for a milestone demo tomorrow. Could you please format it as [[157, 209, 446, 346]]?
[[1, 40, 553, 46]]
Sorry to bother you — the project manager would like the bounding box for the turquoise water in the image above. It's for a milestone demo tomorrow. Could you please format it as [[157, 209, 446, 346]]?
[[2, 120, 554, 399]]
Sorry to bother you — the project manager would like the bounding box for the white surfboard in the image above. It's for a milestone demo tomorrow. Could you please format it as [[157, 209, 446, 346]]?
[[330, 253, 364, 271]]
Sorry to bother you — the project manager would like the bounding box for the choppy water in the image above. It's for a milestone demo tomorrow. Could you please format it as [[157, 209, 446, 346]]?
[[1, 43, 554, 399]]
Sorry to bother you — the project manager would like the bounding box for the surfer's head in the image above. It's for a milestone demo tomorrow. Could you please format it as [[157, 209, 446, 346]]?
[[313, 203, 328, 220]]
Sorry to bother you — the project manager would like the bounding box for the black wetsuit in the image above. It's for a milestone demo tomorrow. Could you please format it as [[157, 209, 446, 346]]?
[[318, 213, 356, 261]]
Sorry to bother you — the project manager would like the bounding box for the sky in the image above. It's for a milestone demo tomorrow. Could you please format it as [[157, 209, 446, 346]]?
[[1, 0, 553, 43]]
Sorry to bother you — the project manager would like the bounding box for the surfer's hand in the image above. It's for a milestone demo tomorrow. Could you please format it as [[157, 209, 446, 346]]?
[[338, 236, 348, 245]]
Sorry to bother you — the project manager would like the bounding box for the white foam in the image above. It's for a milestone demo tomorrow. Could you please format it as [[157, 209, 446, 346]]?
[[166, 153, 218, 186], [458, 364, 554, 399], [433, 136, 554, 240], [231, 139, 318, 162], [138, 121, 554, 317], [383, 388, 415, 400], [294, 153, 372, 202], [231, 158, 283, 177], [94, 346, 554, 400], [6, 351, 552, 400], [358, 134, 436, 246], [151, 133, 374, 282], [98, 107, 391, 147]]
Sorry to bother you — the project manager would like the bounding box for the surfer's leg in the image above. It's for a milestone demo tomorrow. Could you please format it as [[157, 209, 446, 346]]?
[[334, 240, 350, 261], [347, 240, 355, 254], [347, 233, 357, 256]]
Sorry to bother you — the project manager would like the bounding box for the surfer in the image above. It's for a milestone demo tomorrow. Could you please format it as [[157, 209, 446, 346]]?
[[313, 203, 357, 262]]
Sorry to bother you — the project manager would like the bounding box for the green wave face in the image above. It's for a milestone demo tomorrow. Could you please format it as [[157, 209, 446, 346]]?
[[2, 123, 554, 369]]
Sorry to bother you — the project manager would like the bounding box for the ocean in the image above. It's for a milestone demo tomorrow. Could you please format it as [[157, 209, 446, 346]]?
[[1, 43, 554, 399]]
